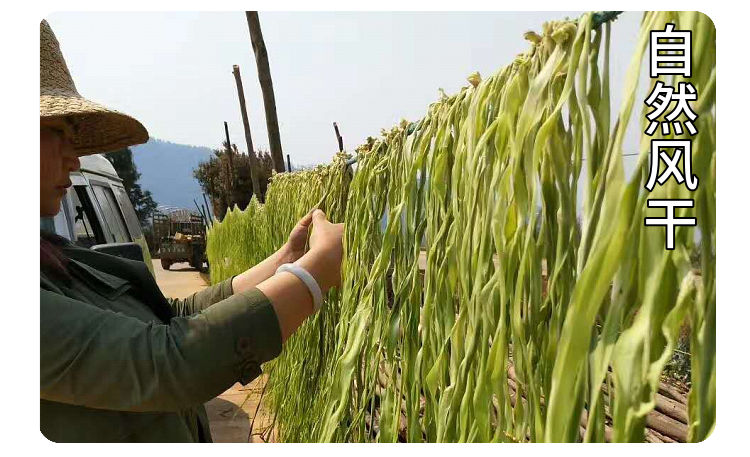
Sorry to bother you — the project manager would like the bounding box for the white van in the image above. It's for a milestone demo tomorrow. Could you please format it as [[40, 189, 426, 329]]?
[[41, 154, 155, 276]]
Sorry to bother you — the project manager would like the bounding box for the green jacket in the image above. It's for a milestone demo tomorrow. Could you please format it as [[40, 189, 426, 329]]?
[[40, 242, 282, 442]]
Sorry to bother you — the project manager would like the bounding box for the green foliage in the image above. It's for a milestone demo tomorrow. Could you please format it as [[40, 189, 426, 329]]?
[[207, 12, 715, 443], [193, 142, 275, 220], [104, 147, 157, 226]]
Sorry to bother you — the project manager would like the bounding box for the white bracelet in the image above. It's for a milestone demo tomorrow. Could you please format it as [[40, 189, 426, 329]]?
[[275, 263, 323, 311]]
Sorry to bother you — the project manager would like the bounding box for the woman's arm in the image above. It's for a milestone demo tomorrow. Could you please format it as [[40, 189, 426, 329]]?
[[230, 243, 298, 294], [232, 210, 315, 294], [166, 243, 296, 317], [171, 209, 344, 344], [40, 287, 282, 413], [166, 277, 235, 316], [168, 211, 315, 316]]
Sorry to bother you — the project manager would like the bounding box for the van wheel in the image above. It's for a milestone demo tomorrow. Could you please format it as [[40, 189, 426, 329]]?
[[161, 259, 171, 270]]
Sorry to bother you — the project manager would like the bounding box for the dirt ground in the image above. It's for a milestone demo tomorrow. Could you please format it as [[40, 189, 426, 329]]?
[[152, 260, 275, 442]]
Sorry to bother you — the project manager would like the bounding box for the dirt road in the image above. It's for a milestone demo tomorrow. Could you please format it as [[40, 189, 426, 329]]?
[[153, 260, 211, 299], [152, 260, 274, 442]]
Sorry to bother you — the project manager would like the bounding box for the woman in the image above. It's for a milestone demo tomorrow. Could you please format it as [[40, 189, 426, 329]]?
[[40, 20, 343, 442]]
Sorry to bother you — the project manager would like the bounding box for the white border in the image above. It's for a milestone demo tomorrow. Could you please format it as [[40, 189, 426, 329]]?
[[4, 1, 742, 455]]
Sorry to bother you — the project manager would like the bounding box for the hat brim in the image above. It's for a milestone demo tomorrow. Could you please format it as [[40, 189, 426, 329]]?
[[40, 93, 149, 155]]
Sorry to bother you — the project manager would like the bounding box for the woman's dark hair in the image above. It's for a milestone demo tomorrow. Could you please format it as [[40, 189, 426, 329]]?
[[40, 230, 72, 283]]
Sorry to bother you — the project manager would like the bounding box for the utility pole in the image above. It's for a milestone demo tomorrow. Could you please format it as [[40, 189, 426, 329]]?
[[246, 11, 285, 173], [286, 154, 292, 173], [231, 65, 262, 201]]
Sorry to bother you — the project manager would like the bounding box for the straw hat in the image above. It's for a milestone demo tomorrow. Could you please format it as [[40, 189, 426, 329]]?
[[40, 20, 148, 155]]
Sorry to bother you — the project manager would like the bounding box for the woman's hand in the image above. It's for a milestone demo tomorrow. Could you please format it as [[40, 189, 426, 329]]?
[[295, 209, 344, 292], [233, 209, 341, 296], [255, 209, 344, 343], [232, 211, 315, 294], [281, 210, 315, 264]]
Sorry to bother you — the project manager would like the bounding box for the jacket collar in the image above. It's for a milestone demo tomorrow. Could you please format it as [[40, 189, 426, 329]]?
[[61, 244, 175, 323]]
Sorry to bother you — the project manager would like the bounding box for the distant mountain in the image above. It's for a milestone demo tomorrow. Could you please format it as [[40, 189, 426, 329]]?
[[131, 138, 214, 210]]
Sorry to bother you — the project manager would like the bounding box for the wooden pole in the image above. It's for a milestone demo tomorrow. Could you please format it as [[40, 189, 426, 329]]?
[[224, 121, 232, 151], [201, 204, 211, 228], [231, 66, 262, 201], [246, 11, 285, 173], [223, 121, 234, 208], [202, 193, 213, 222], [286, 154, 292, 173], [193, 199, 208, 227], [333, 122, 344, 152]]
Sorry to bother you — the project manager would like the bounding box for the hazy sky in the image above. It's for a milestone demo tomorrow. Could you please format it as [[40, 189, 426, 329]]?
[[46, 11, 647, 167]]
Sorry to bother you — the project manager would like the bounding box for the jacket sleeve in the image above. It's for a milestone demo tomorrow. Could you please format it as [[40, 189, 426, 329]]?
[[166, 277, 236, 317], [40, 287, 282, 413]]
